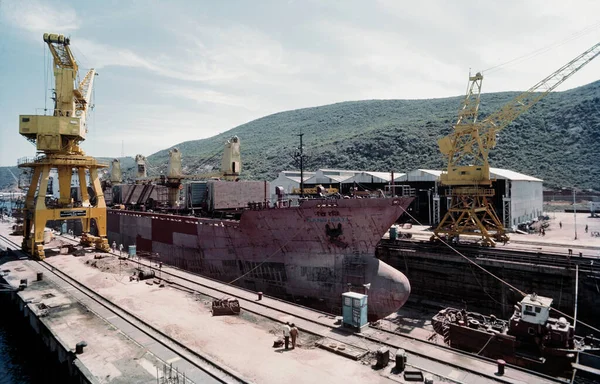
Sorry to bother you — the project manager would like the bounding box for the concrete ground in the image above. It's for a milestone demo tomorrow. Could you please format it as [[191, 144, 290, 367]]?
[[394, 212, 600, 257], [44, 252, 416, 384]]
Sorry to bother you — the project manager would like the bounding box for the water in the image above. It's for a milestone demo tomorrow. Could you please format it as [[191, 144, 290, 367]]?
[[0, 295, 78, 384]]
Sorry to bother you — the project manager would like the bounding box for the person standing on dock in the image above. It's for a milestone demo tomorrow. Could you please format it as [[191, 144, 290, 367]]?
[[283, 322, 291, 350], [585, 225, 588, 233], [559, 221, 562, 229], [290, 323, 299, 349]]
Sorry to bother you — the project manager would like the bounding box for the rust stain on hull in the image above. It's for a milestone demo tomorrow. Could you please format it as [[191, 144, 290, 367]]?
[[107, 197, 413, 319]]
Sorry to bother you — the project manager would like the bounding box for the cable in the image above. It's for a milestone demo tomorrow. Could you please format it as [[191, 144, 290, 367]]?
[[43, 42, 47, 114], [483, 21, 600, 75], [401, 204, 600, 335]]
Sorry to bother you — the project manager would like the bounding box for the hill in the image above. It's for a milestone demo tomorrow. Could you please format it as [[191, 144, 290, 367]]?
[[2, 81, 599, 191]]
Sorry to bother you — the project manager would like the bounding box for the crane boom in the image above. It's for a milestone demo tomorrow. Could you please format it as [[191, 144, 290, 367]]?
[[439, 41, 600, 187], [434, 40, 600, 247], [481, 41, 600, 151]]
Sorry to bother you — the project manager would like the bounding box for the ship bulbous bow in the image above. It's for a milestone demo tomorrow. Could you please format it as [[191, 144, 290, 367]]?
[[365, 257, 411, 320]]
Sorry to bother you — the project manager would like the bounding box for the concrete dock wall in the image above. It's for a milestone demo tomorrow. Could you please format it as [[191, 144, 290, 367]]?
[[0, 280, 97, 384], [377, 242, 600, 327]]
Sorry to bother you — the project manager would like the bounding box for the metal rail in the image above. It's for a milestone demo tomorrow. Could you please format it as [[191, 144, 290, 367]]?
[[0, 234, 250, 384], [10, 233, 566, 383], [52, 235, 567, 383]]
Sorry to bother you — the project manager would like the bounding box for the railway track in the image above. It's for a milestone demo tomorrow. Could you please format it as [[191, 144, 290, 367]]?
[[44, 233, 565, 384], [1, 232, 567, 383], [0, 233, 250, 384]]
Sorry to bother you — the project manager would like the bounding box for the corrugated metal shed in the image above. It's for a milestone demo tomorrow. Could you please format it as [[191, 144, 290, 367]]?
[[398, 168, 542, 182], [490, 168, 543, 182], [342, 171, 406, 184]]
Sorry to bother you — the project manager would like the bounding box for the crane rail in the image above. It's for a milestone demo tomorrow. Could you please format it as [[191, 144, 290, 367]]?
[[0, 234, 249, 384]]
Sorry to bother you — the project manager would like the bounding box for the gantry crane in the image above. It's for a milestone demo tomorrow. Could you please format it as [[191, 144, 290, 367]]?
[[18, 33, 110, 258], [434, 41, 600, 246]]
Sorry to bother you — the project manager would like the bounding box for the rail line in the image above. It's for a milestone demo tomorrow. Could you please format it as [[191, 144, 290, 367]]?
[[47, 233, 564, 383], [0, 233, 250, 384]]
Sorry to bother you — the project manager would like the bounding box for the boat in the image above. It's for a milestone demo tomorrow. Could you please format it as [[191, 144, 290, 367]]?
[[106, 187, 414, 320], [432, 293, 600, 377]]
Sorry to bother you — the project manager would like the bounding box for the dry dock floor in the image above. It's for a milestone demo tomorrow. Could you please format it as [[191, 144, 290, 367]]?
[[0, 220, 568, 384]]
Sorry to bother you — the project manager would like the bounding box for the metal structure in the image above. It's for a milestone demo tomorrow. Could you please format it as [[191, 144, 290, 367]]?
[[18, 33, 109, 259], [133, 136, 242, 208], [434, 42, 600, 246]]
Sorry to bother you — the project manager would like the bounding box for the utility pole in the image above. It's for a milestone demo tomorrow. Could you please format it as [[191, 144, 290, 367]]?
[[298, 133, 304, 197], [573, 188, 578, 240]]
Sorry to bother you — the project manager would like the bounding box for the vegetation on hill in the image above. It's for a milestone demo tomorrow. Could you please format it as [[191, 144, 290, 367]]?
[[2, 81, 599, 191]]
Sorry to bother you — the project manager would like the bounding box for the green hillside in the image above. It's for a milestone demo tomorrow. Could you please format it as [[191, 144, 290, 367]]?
[[2, 81, 600, 191]]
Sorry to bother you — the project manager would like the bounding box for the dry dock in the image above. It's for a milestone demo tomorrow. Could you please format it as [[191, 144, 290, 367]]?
[[1, 221, 567, 384]]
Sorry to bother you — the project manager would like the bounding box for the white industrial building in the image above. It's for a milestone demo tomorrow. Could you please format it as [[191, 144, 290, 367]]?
[[397, 168, 543, 228], [269, 171, 315, 197]]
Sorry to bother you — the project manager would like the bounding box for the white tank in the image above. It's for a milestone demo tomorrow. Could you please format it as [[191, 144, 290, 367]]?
[[110, 159, 122, 183], [221, 136, 241, 177], [168, 148, 182, 177], [43, 227, 53, 244], [135, 154, 147, 178]]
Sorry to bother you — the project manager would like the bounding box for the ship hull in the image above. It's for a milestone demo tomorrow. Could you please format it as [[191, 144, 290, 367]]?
[[107, 197, 413, 319]]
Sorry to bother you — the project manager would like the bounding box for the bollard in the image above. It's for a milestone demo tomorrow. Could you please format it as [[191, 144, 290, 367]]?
[[497, 359, 506, 375], [36, 272, 43, 281], [257, 292, 263, 301], [76, 341, 88, 354], [20, 278, 27, 287]]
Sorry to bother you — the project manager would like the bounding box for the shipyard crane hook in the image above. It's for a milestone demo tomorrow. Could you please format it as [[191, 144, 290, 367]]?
[[433, 41, 600, 246]]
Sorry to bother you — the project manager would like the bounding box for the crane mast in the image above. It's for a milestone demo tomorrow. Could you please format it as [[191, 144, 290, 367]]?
[[434, 41, 600, 246], [18, 33, 110, 259]]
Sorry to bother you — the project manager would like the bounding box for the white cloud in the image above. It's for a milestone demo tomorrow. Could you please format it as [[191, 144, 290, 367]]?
[[3, 0, 79, 34]]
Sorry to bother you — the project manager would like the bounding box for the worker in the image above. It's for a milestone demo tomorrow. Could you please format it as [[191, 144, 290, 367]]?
[[290, 323, 299, 349], [118, 243, 123, 256], [111, 241, 116, 252], [282, 322, 291, 350], [585, 225, 588, 233], [559, 221, 562, 229]]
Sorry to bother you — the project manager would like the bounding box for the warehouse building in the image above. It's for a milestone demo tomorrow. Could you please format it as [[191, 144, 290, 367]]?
[[396, 168, 543, 228]]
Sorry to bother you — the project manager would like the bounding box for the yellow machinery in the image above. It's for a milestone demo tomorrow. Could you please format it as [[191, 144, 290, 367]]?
[[434, 42, 600, 246], [18, 33, 110, 259]]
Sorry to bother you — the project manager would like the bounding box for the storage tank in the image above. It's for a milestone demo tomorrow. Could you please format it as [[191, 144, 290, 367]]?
[[221, 136, 241, 177], [168, 148, 182, 177], [110, 159, 122, 183]]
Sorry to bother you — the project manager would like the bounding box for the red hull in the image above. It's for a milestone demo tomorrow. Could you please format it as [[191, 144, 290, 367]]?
[[107, 197, 413, 318]]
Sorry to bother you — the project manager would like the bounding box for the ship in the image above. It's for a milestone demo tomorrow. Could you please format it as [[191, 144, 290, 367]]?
[[432, 293, 600, 377], [106, 191, 414, 320]]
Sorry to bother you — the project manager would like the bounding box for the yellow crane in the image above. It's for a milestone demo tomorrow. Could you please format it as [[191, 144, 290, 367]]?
[[434, 41, 600, 246], [18, 33, 110, 258]]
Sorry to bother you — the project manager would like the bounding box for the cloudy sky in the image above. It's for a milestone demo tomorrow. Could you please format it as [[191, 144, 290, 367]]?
[[1, 0, 599, 166]]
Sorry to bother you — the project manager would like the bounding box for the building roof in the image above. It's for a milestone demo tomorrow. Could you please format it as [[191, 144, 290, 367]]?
[[401, 168, 542, 182], [489, 168, 543, 182], [342, 171, 406, 183]]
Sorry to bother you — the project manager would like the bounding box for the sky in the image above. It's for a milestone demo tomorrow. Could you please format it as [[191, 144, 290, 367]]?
[[1, 0, 600, 166]]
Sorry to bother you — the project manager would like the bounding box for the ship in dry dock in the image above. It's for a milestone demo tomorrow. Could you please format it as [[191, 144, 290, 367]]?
[[105, 137, 414, 319]]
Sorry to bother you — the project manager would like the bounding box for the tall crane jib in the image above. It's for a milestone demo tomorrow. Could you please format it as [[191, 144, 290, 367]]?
[[434, 42, 600, 247], [17, 33, 110, 259]]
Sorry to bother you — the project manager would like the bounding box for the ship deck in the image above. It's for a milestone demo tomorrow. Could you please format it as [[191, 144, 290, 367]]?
[[0, 221, 566, 384]]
